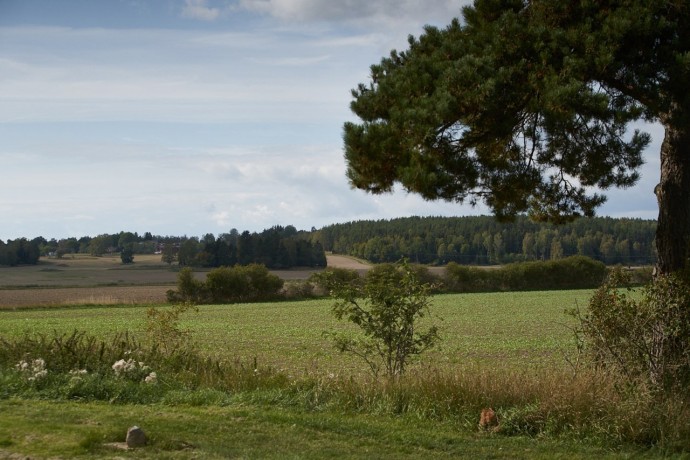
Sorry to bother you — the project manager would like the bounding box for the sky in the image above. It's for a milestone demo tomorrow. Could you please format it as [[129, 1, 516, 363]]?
[[0, 0, 662, 241]]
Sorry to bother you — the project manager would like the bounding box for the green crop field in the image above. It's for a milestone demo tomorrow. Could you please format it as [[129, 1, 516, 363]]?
[[0, 291, 592, 375]]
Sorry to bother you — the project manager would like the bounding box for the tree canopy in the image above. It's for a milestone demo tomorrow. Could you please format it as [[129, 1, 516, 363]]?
[[315, 215, 656, 266], [344, 0, 690, 274]]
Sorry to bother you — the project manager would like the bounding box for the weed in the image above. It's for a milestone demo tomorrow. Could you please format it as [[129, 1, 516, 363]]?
[[145, 302, 197, 353]]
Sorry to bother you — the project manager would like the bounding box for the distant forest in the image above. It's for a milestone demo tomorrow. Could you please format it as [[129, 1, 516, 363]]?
[[311, 216, 657, 266], [1, 216, 656, 267], [0, 226, 326, 269]]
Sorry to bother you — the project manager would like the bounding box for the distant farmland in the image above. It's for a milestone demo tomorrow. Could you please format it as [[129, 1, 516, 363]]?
[[0, 253, 370, 308]]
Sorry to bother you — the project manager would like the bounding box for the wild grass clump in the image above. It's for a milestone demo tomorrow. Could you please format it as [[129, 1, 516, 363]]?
[[0, 330, 288, 405], [272, 365, 690, 450]]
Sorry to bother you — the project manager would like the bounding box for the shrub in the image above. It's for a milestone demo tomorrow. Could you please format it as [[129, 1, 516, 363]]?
[[443, 263, 498, 292], [240, 264, 284, 301], [325, 259, 440, 378], [572, 268, 690, 391], [444, 256, 607, 293], [310, 267, 361, 293], [168, 264, 284, 304], [146, 302, 198, 354], [205, 266, 252, 303], [409, 263, 443, 292], [281, 280, 317, 300], [167, 267, 206, 303]]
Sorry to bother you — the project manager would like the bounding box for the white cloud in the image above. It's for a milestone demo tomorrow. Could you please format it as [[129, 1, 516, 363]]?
[[181, 0, 222, 21], [247, 54, 331, 66], [212, 211, 232, 227], [0, 25, 365, 124], [239, 0, 467, 24]]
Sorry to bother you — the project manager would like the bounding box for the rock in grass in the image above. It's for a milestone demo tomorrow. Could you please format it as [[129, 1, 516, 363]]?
[[126, 426, 147, 448]]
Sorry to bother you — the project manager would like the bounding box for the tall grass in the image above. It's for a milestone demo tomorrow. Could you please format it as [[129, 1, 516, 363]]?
[[4, 329, 688, 451], [255, 364, 690, 451]]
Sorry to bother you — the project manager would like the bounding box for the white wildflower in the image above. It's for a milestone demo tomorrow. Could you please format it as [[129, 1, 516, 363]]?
[[144, 372, 157, 384], [124, 359, 137, 373], [112, 359, 127, 376], [29, 369, 48, 381], [16, 358, 48, 381]]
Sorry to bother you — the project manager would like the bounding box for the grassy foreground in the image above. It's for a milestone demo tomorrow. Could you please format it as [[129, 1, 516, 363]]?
[[0, 398, 652, 459], [0, 291, 687, 458]]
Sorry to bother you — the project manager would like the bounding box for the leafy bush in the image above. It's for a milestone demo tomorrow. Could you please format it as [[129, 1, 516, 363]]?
[[168, 264, 284, 304], [238, 263, 284, 301], [409, 263, 443, 292], [572, 269, 690, 391], [205, 266, 253, 302], [167, 267, 206, 303], [324, 259, 440, 378], [281, 280, 317, 300], [502, 256, 607, 291], [310, 267, 361, 292], [443, 263, 497, 292], [444, 256, 607, 292]]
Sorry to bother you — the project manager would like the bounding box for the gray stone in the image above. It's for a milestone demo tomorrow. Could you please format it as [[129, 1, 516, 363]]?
[[126, 426, 147, 448]]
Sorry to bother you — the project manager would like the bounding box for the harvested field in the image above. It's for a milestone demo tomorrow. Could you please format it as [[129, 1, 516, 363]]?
[[0, 254, 373, 308], [0, 285, 170, 308]]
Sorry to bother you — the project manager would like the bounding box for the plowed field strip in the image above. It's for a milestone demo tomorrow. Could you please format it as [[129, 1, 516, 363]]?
[[0, 285, 170, 308]]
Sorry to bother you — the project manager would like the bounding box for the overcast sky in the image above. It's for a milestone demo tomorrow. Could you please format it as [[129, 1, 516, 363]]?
[[0, 0, 662, 241]]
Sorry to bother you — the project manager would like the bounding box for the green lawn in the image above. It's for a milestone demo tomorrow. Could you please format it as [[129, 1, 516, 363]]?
[[0, 398, 655, 459]]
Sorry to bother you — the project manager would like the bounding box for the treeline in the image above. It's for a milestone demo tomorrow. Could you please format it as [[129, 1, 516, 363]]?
[[4, 216, 656, 268], [27, 232, 159, 259], [320, 256, 618, 294], [168, 226, 327, 269], [0, 238, 42, 266], [312, 216, 657, 266], [2, 225, 326, 269]]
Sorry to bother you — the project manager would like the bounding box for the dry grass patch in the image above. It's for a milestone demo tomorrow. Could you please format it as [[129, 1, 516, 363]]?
[[0, 286, 170, 309]]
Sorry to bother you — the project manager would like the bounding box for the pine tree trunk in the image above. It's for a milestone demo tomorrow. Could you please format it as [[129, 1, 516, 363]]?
[[650, 113, 690, 387], [655, 115, 690, 276]]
